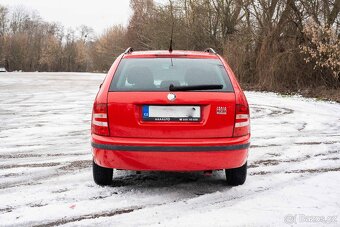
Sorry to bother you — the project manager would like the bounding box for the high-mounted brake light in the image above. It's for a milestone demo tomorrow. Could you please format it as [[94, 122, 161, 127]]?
[[233, 103, 250, 137], [92, 103, 109, 136]]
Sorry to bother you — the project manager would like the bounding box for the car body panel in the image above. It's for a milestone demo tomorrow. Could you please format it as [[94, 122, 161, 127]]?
[[107, 92, 236, 138]]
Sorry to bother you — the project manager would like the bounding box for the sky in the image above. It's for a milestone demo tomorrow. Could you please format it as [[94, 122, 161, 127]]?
[[0, 0, 132, 34]]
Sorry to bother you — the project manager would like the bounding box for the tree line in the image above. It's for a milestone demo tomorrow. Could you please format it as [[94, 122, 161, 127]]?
[[0, 0, 339, 91]]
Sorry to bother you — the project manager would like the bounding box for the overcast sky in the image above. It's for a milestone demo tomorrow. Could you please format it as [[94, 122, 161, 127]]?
[[0, 0, 132, 34]]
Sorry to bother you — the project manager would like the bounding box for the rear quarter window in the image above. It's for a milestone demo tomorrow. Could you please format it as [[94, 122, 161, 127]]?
[[109, 58, 234, 92]]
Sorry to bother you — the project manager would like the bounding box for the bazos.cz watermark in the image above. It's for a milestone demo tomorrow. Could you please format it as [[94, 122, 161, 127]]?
[[284, 214, 337, 225]]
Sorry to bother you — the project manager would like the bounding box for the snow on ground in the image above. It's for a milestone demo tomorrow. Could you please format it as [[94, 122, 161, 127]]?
[[0, 72, 339, 226]]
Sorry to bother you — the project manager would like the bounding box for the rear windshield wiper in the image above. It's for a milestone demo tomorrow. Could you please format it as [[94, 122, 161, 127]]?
[[169, 84, 223, 91]]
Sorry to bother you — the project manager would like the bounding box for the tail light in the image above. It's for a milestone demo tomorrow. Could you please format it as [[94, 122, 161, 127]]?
[[92, 103, 109, 136], [233, 101, 250, 137]]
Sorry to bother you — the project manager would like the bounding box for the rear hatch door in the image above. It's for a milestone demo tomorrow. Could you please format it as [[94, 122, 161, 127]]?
[[107, 92, 235, 138]]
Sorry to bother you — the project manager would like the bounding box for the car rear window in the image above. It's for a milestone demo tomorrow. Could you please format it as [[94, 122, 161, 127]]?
[[109, 58, 234, 92]]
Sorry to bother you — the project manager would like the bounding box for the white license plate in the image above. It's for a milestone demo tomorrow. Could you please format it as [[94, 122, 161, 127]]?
[[142, 105, 201, 122]]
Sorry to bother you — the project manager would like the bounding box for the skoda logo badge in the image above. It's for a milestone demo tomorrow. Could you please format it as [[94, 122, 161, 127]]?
[[167, 93, 176, 101]]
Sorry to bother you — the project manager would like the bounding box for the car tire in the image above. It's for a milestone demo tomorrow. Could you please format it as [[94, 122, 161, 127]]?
[[93, 160, 113, 186], [225, 162, 247, 186]]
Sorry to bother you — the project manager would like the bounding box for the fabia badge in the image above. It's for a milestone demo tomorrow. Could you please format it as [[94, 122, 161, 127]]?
[[167, 93, 176, 101], [216, 106, 227, 115]]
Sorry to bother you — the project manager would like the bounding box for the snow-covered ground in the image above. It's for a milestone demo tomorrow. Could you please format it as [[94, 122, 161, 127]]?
[[0, 72, 339, 226]]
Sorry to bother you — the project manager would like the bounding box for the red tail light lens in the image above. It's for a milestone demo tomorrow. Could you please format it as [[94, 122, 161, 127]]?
[[233, 104, 250, 137], [92, 103, 109, 136]]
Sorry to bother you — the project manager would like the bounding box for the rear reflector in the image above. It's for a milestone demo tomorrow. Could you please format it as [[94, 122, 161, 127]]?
[[92, 103, 109, 136]]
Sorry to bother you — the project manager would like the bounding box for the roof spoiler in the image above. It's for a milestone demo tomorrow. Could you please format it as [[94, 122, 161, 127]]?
[[204, 48, 217, 54]]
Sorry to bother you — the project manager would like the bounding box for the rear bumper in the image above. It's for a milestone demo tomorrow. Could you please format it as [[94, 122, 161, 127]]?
[[92, 134, 250, 171]]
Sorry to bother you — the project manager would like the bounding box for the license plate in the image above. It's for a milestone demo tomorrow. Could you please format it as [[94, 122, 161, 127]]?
[[142, 105, 201, 122]]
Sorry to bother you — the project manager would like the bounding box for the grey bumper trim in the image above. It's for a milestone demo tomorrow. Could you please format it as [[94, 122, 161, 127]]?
[[91, 142, 250, 152]]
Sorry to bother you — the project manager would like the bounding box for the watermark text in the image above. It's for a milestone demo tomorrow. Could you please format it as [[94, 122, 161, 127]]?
[[284, 214, 337, 225]]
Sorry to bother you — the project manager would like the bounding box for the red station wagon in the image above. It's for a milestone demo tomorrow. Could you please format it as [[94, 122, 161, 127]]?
[[91, 48, 250, 186]]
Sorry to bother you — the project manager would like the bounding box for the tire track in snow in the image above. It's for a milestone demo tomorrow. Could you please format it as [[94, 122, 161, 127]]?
[[33, 206, 144, 227], [67, 172, 333, 226], [0, 73, 339, 226], [0, 160, 91, 190], [250, 104, 294, 119]]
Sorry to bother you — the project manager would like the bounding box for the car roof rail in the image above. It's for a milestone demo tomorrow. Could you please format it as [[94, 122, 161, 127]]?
[[124, 47, 134, 54], [204, 48, 217, 54]]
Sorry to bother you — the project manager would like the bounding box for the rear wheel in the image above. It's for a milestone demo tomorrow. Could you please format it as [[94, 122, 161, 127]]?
[[225, 162, 247, 186], [93, 160, 113, 186]]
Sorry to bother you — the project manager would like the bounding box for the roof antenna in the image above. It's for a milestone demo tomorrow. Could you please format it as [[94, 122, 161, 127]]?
[[169, 21, 174, 52], [169, 0, 174, 53]]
